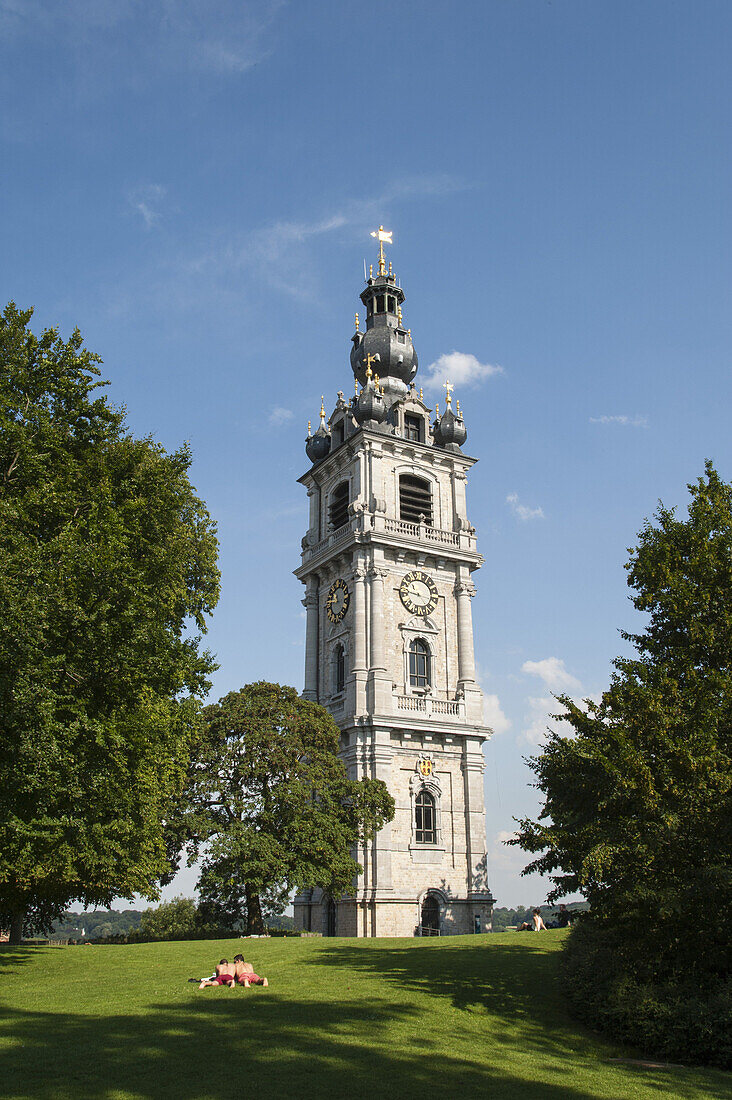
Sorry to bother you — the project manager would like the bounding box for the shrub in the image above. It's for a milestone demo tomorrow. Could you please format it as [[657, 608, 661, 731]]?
[[562, 919, 732, 1068]]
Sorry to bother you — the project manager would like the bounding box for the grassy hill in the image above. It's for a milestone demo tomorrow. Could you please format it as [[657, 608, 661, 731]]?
[[1, 933, 729, 1099]]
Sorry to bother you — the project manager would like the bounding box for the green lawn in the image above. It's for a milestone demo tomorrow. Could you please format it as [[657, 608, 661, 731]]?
[[1, 933, 729, 1100]]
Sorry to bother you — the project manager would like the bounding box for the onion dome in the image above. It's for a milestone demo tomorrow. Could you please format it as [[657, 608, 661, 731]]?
[[353, 366, 387, 429], [305, 397, 331, 464], [350, 229, 418, 398], [433, 385, 467, 451]]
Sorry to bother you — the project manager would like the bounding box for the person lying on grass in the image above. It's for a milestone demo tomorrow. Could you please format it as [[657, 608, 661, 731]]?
[[233, 954, 268, 987], [198, 959, 236, 989]]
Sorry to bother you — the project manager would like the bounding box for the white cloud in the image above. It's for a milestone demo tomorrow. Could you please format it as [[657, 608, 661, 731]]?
[[518, 658, 582, 746], [483, 693, 511, 735], [589, 415, 649, 428], [489, 830, 527, 871], [506, 492, 545, 522], [520, 694, 559, 747], [517, 661, 599, 747], [0, 1, 284, 77], [269, 406, 294, 426], [422, 352, 503, 392], [128, 184, 166, 229], [522, 657, 581, 693], [189, 175, 466, 301]]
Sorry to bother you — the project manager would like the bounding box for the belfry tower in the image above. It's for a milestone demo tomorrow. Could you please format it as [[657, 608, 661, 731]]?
[[294, 231, 495, 937]]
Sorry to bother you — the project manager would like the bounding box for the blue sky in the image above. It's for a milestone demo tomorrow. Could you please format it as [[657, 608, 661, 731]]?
[[3, 0, 732, 908]]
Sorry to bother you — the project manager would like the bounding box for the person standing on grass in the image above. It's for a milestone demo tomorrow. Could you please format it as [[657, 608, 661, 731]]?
[[198, 959, 236, 989], [233, 954, 269, 987]]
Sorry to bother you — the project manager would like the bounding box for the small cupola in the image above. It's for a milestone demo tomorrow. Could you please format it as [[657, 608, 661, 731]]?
[[305, 396, 331, 464], [353, 359, 387, 430], [432, 382, 467, 452]]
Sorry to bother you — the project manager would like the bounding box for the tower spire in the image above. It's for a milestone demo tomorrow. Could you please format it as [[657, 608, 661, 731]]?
[[351, 228, 417, 396]]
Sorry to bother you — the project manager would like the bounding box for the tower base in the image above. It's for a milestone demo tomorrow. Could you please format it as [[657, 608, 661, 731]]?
[[294, 889, 494, 938]]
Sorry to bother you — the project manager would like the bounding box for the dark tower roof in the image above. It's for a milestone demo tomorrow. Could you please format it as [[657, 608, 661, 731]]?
[[350, 229, 418, 395]]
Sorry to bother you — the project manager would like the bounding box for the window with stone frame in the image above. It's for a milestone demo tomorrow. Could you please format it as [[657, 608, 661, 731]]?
[[399, 474, 432, 525], [409, 638, 431, 689], [329, 481, 349, 530], [415, 790, 437, 844], [334, 643, 346, 694], [404, 414, 423, 443]]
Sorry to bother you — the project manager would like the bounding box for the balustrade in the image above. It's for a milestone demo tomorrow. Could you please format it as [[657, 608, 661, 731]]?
[[395, 694, 465, 719]]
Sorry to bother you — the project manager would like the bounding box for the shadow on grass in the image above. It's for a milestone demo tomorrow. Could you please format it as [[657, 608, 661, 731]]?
[[305, 939, 727, 1095], [0, 946, 39, 972], [0, 993, 665, 1100]]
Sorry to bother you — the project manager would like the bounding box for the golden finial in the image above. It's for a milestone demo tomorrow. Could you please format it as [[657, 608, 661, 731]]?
[[407, 328, 411, 338], [365, 352, 377, 379], [435, 402, 440, 417], [456, 398, 461, 415], [397, 305, 403, 325], [374, 374, 380, 388], [307, 420, 311, 436], [354, 378, 359, 396], [355, 312, 360, 332], [370, 226, 392, 276], [388, 260, 393, 276], [419, 387, 423, 401], [369, 263, 373, 278], [320, 395, 325, 418], [443, 380, 453, 406]]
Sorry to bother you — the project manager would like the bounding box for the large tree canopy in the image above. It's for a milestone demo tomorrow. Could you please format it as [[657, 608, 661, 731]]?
[[184, 682, 395, 934], [0, 303, 220, 942], [514, 463, 732, 1064]]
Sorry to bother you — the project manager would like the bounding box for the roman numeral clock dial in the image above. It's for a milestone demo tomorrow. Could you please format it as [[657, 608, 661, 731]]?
[[326, 578, 350, 623], [399, 570, 438, 617]]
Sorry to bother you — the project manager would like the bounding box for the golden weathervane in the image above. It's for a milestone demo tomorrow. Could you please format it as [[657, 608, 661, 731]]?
[[370, 225, 393, 276]]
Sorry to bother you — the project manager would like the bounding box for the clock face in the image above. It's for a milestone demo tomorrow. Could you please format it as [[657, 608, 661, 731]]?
[[399, 570, 438, 617], [326, 578, 350, 623]]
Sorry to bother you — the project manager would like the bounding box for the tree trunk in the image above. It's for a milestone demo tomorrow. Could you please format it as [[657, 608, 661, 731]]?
[[245, 884, 264, 936], [9, 909, 24, 945]]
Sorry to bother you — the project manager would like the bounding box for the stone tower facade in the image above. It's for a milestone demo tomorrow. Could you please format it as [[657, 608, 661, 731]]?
[[293, 234, 495, 937]]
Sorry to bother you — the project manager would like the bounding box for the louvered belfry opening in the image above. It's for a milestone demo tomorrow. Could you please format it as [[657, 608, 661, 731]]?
[[329, 481, 350, 529], [399, 475, 432, 525]]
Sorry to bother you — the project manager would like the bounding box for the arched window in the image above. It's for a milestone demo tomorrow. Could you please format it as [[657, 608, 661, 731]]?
[[420, 894, 440, 933], [409, 638, 430, 689], [329, 481, 349, 530], [399, 474, 432, 525], [415, 790, 436, 844], [334, 644, 345, 694]]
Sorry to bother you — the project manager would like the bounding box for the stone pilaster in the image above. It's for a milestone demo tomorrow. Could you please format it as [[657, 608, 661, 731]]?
[[455, 573, 477, 685], [302, 576, 319, 701], [348, 560, 368, 715], [368, 562, 391, 713]]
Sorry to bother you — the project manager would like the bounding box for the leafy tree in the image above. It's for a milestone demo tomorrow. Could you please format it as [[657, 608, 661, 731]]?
[[196, 857, 289, 932], [0, 304, 220, 943], [184, 682, 395, 934], [137, 897, 200, 941], [514, 463, 732, 1063]]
